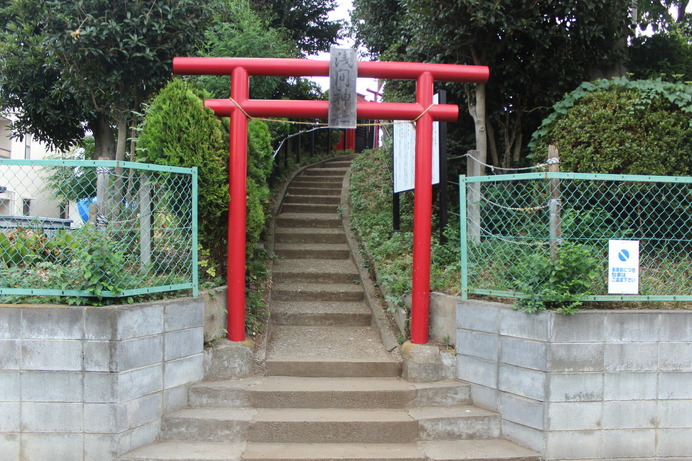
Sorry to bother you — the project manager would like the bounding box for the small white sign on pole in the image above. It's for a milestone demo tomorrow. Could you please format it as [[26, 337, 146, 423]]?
[[392, 94, 440, 193], [608, 240, 640, 294]]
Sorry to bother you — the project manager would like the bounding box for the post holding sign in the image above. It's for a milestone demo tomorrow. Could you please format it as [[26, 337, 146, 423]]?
[[328, 47, 357, 129], [608, 240, 640, 294]]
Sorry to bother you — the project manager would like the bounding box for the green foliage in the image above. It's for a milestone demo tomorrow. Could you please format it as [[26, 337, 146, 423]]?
[[200, 0, 297, 100], [0, 226, 182, 305], [628, 31, 692, 81], [0, 0, 215, 155], [250, 0, 342, 56], [511, 243, 601, 315], [530, 78, 692, 176], [137, 78, 229, 268]]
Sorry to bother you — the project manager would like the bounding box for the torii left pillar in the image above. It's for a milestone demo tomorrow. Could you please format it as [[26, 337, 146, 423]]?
[[174, 57, 489, 344]]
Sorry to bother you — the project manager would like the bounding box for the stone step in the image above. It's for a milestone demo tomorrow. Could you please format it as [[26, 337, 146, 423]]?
[[293, 175, 344, 183], [276, 213, 342, 228], [274, 227, 346, 244], [271, 281, 364, 302], [249, 408, 418, 443], [274, 243, 352, 260], [283, 194, 341, 205], [120, 439, 540, 461], [244, 442, 425, 461], [265, 359, 403, 378], [281, 203, 339, 214], [270, 301, 371, 326], [287, 186, 342, 196], [301, 167, 348, 176], [160, 406, 501, 444], [265, 325, 401, 378], [273, 258, 359, 284], [189, 377, 472, 410]]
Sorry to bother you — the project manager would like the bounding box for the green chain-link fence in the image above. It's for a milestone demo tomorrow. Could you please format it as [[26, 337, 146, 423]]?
[[0, 159, 197, 301], [460, 172, 692, 302]]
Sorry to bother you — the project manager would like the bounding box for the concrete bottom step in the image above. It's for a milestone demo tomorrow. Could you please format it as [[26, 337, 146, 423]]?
[[120, 440, 539, 461]]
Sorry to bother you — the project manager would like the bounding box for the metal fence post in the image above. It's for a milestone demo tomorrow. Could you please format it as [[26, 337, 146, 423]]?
[[548, 145, 561, 260]]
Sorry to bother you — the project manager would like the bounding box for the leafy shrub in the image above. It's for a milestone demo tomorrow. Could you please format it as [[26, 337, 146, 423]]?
[[511, 243, 602, 315], [530, 78, 692, 176]]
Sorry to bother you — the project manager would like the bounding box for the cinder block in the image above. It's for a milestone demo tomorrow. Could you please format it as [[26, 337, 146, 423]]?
[[0, 402, 20, 431], [605, 312, 660, 342], [604, 372, 657, 400], [659, 343, 692, 372], [498, 364, 546, 401], [457, 329, 498, 361], [605, 343, 658, 372], [0, 434, 20, 461], [116, 305, 163, 340], [456, 301, 500, 333], [658, 372, 692, 399], [122, 393, 162, 429], [21, 307, 84, 340], [117, 365, 163, 401], [84, 403, 118, 433], [21, 340, 82, 371], [0, 339, 19, 369], [501, 336, 547, 371], [84, 434, 118, 461], [128, 419, 160, 452], [84, 340, 115, 372], [551, 312, 605, 343], [164, 328, 203, 361], [658, 428, 692, 457], [0, 371, 20, 401], [164, 354, 203, 389], [499, 308, 550, 341], [548, 343, 604, 372], [603, 400, 657, 429], [457, 355, 497, 388], [21, 402, 83, 432], [499, 392, 545, 429], [85, 307, 116, 340], [85, 372, 117, 403], [545, 430, 602, 460], [549, 373, 603, 402], [468, 384, 499, 412], [21, 371, 83, 402], [0, 308, 20, 340], [163, 385, 189, 413], [659, 399, 692, 428], [164, 298, 204, 332], [117, 335, 163, 371], [547, 402, 602, 430], [602, 429, 655, 458], [501, 420, 545, 454], [659, 312, 692, 341], [21, 433, 84, 461]]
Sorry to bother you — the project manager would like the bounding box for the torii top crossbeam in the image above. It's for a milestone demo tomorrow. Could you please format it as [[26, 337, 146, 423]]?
[[173, 56, 489, 344]]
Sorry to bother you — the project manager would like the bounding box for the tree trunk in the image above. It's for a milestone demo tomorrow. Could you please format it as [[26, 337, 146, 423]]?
[[88, 114, 116, 160], [469, 83, 488, 166]]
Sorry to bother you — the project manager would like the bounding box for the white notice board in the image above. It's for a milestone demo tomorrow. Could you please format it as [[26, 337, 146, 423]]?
[[392, 94, 440, 193], [608, 240, 640, 294]]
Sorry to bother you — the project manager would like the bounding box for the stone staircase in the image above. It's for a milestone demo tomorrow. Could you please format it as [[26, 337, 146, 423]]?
[[120, 156, 539, 461]]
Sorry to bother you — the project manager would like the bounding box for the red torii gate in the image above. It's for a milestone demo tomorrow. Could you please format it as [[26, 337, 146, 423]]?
[[173, 57, 489, 344]]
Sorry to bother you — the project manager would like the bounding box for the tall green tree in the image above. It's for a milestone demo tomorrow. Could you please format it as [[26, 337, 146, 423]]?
[[0, 0, 215, 158], [354, 0, 634, 168], [250, 0, 343, 56]]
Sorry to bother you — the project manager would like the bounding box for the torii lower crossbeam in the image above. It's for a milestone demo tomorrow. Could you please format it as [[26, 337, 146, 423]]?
[[173, 57, 489, 344]]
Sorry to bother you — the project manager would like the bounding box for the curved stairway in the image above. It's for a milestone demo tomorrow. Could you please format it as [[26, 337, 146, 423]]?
[[120, 156, 539, 461]]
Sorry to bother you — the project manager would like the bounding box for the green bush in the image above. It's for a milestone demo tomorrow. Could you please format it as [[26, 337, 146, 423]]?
[[530, 78, 692, 176]]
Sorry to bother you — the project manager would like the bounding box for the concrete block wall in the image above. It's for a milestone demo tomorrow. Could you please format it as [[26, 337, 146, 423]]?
[[0, 297, 204, 461], [456, 300, 692, 461]]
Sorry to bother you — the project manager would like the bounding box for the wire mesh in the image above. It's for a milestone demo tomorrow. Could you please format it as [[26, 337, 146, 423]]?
[[460, 172, 692, 302], [0, 160, 198, 300]]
